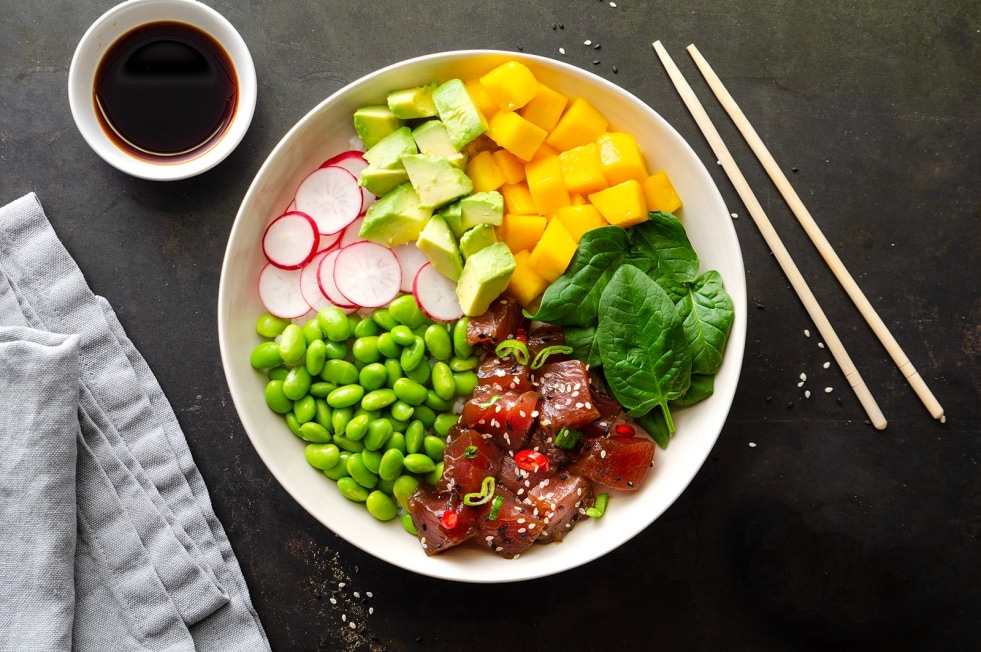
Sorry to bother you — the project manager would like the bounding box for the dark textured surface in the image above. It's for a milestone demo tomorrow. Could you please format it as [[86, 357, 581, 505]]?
[[2, 1, 979, 650]]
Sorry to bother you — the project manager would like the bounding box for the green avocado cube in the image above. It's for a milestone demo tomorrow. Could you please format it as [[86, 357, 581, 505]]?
[[455, 242, 516, 317], [432, 78, 487, 150], [459, 224, 498, 261], [363, 126, 417, 170], [412, 120, 467, 169], [387, 83, 438, 119], [353, 105, 403, 149], [359, 183, 433, 247], [401, 153, 473, 210], [416, 215, 464, 282], [459, 191, 504, 231]]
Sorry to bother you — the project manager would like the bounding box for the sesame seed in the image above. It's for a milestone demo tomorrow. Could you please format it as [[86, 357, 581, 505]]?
[[342, 614, 347, 622], [584, 39, 592, 45], [369, 607, 374, 615], [825, 387, 833, 393], [366, 592, 373, 598], [349, 622, 356, 630], [353, 591, 360, 599], [818, 342, 825, 348], [559, 47, 566, 55], [749, 442, 757, 448], [804, 329, 811, 337], [329, 597, 337, 605], [800, 372, 807, 381], [805, 390, 811, 398]]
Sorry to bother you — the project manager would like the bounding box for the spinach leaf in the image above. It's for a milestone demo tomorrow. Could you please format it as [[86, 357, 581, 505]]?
[[671, 373, 715, 407], [635, 405, 671, 449], [676, 270, 734, 375], [596, 265, 691, 432], [627, 212, 699, 283], [563, 325, 603, 369], [526, 226, 629, 326]]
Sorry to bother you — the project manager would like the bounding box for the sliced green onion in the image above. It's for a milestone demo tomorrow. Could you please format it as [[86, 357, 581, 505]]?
[[463, 476, 496, 506], [585, 492, 610, 518], [487, 494, 504, 520], [463, 445, 478, 459], [553, 426, 583, 450], [494, 339, 530, 366], [478, 394, 503, 409], [530, 344, 573, 370]]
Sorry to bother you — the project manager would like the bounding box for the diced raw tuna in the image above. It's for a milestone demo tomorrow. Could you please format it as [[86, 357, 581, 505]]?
[[569, 435, 656, 491], [497, 450, 554, 497], [408, 485, 477, 556], [438, 426, 505, 496], [534, 359, 601, 436], [476, 355, 535, 393], [473, 486, 544, 559], [466, 295, 523, 347], [459, 386, 540, 453], [525, 472, 594, 544], [525, 323, 567, 361]]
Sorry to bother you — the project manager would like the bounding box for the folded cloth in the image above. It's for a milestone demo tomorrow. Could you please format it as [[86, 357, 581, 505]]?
[[0, 193, 270, 651]]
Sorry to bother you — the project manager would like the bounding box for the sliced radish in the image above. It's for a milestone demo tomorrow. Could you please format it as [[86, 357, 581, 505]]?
[[257, 263, 310, 319], [316, 248, 357, 309], [321, 151, 374, 213], [299, 250, 336, 312], [413, 262, 464, 322], [262, 211, 320, 270], [294, 166, 363, 235], [317, 228, 343, 252], [339, 216, 367, 248], [333, 242, 402, 309], [392, 242, 431, 294]]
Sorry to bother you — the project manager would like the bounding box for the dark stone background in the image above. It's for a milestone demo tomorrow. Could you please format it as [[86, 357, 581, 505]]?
[[2, 1, 978, 650]]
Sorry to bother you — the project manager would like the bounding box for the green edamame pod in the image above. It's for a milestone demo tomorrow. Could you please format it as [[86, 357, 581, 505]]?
[[452, 316, 473, 359], [256, 312, 291, 338], [282, 366, 312, 401], [403, 453, 436, 475], [371, 308, 399, 332], [299, 421, 331, 444], [304, 339, 327, 376], [327, 384, 365, 409], [378, 448, 405, 481], [392, 377, 428, 406], [304, 443, 340, 470], [250, 341, 282, 369], [278, 324, 306, 365], [322, 359, 359, 385], [302, 318, 323, 344], [337, 477, 370, 502], [293, 395, 317, 423], [323, 452, 352, 480], [346, 453, 378, 489], [318, 306, 352, 342], [424, 324, 453, 361], [366, 491, 398, 521], [376, 332, 402, 359], [393, 474, 421, 510], [399, 336, 426, 372], [430, 361, 455, 401], [264, 380, 294, 414]]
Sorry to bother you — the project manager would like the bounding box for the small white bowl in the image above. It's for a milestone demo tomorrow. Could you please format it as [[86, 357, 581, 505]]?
[[68, 0, 256, 181], [218, 50, 746, 583]]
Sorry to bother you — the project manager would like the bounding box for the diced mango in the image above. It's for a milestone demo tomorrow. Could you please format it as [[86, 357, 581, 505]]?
[[530, 142, 560, 162], [525, 155, 570, 217], [553, 204, 607, 242], [518, 83, 568, 133], [500, 182, 538, 215], [597, 132, 649, 185], [528, 218, 578, 282], [588, 180, 649, 228], [558, 142, 608, 196], [466, 150, 507, 192], [497, 213, 547, 253], [569, 193, 587, 206], [479, 61, 540, 111], [506, 249, 550, 307], [491, 149, 526, 184], [642, 170, 683, 213], [486, 111, 547, 162], [465, 78, 499, 120], [545, 97, 608, 152]]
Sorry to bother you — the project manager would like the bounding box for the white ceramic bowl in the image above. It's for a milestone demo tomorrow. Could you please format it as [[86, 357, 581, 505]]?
[[218, 50, 746, 583]]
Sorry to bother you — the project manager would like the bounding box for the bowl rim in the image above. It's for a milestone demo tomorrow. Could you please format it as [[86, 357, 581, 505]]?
[[219, 49, 746, 582]]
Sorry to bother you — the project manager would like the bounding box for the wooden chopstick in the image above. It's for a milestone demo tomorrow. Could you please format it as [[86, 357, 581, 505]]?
[[652, 40, 888, 430], [685, 44, 944, 422]]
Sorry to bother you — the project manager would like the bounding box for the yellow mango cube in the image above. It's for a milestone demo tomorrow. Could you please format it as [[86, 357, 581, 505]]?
[[530, 142, 560, 162], [588, 180, 649, 228], [559, 142, 609, 196], [500, 182, 537, 215], [569, 193, 587, 206], [545, 97, 608, 151], [553, 204, 607, 242], [487, 111, 548, 162], [529, 218, 578, 282], [466, 150, 507, 192], [518, 83, 568, 132], [642, 170, 683, 213], [497, 213, 547, 253], [465, 78, 498, 120], [597, 132, 649, 185], [479, 61, 539, 111], [525, 155, 571, 217], [506, 249, 550, 307]]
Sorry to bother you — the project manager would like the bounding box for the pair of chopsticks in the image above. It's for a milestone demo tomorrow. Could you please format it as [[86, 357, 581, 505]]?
[[652, 41, 945, 430]]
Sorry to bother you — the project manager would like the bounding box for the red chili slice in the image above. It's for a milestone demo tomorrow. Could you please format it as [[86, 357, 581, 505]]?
[[614, 423, 636, 436], [440, 510, 459, 530], [515, 449, 550, 473]]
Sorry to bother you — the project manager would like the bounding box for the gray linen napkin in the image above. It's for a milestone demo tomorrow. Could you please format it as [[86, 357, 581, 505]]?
[[0, 193, 270, 651]]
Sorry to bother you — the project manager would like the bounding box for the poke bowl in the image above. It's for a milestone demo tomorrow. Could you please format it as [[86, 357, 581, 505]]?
[[218, 49, 746, 583]]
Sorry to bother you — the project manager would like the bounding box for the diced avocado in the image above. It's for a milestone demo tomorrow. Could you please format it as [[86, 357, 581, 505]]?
[[359, 166, 409, 197], [459, 191, 504, 231], [363, 126, 417, 169], [412, 120, 467, 169], [359, 183, 433, 247], [401, 153, 473, 210], [432, 78, 487, 150], [459, 224, 498, 260], [416, 215, 464, 281], [455, 242, 516, 316], [353, 105, 402, 149], [437, 201, 466, 239], [387, 83, 438, 119]]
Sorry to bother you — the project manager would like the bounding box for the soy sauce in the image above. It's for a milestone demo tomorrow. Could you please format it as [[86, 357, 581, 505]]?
[[94, 21, 237, 162]]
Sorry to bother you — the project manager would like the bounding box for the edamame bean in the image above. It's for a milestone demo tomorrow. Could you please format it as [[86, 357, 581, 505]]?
[[405, 420, 425, 454], [302, 318, 323, 344], [278, 324, 306, 365], [452, 316, 473, 358], [377, 477, 395, 496], [264, 380, 293, 414], [376, 332, 402, 359], [371, 308, 399, 332], [331, 406, 353, 436], [352, 336, 382, 364], [423, 461, 444, 486], [424, 324, 452, 361], [389, 324, 415, 346], [449, 354, 480, 372], [403, 453, 436, 474], [430, 361, 455, 401], [366, 491, 398, 521], [433, 413, 460, 437], [250, 341, 282, 369], [256, 312, 291, 338], [378, 448, 405, 481], [304, 339, 327, 376], [267, 366, 289, 381], [346, 453, 378, 489], [282, 366, 312, 400], [393, 475, 421, 510], [363, 418, 394, 451], [299, 421, 331, 444], [322, 359, 359, 385], [337, 477, 370, 502], [327, 384, 364, 409], [399, 336, 426, 371], [285, 412, 303, 438], [452, 371, 478, 397], [361, 388, 397, 412], [404, 359, 430, 385], [423, 435, 446, 460], [389, 400, 415, 422], [359, 363, 388, 391], [314, 399, 333, 431], [384, 358, 403, 387], [304, 443, 340, 470], [353, 317, 380, 338], [322, 340, 349, 360], [323, 452, 351, 480], [318, 306, 351, 342], [332, 434, 365, 453], [424, 389, 453, 412], [388, 294, 426, 329], [393, 377, 427, 406], [344, 413, 370, 441], [412, 405, 437, 429], [309, 381, 336, 398], [401, 511, 417, 535], [386, 432, 406, 454], [293, 395, 317, 423], [361, 449, 382, 474]]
